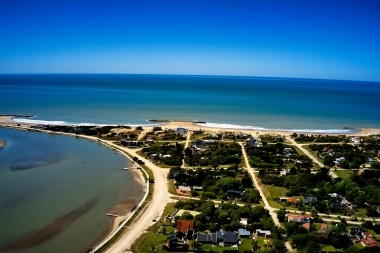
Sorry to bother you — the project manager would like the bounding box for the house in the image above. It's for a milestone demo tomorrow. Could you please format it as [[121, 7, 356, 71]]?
[[334, 157, 346, 167], [167, 231, 187, 247], [340, 198, 351, 206], [178, 185, 191, 194], [246, 137, 257, 148], [280, 170, 290, 176], [361, 237, 380, 248], [223, 231, 237, 245], [177, 127, 188, 134], [240, 218, 248, 225], [227, 190, 243, 198], [238, 229, 251, 238], [255, 229, 271, 238], [287, 197, 299, 205], [176, 220, 194, 233], [302, 223, 310, 231], [319, 223, 328, 233], [304, 197, 317, 205], [197, 233, 216, 244], [351, 137, 362, 143], [287, 214, 311, 223]]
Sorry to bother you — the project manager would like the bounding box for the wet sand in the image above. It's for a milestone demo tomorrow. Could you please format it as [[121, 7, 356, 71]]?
[[2, 195, 100, 250]]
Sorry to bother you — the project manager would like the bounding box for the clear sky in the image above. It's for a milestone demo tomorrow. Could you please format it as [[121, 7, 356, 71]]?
[[1, 0, 379, 81]]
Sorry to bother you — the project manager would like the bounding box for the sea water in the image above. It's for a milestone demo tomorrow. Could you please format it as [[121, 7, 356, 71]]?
[[0, 74, 379, 132], [0, 128, 142, 253]]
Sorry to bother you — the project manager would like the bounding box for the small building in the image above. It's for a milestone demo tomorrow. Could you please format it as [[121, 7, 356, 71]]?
[[255, 229, 271, 238], [223, 231, 237, 245], [197, 233, 217, 244], [167, 231, 187, 247], [192, 186, 203, 191], [304, 197, 317, 205], [361, 237, 380, 248], [227, 190, 242, 198], [287, 214, 311, 223], [238, 229, 251, 238], [246, 137, 257, 148], [177, 127, 188, 134], [240, 218, 248, 225], [176, 220, 194, 233], [178, 185, 191, 194], [319, 223, 328, 233]]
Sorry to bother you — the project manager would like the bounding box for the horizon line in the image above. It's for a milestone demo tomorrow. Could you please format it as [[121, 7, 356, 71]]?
[[0, 73, 378, 83]]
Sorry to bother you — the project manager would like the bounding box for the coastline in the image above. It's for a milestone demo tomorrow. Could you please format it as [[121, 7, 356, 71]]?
[[3, 115, 380, 136], [0, 117, 148, 252], [1, 115, 380, 252]]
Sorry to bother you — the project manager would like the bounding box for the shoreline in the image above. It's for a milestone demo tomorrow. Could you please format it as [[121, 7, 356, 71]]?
[[0, 117, 149, 252], [2, 115, 380, 136]]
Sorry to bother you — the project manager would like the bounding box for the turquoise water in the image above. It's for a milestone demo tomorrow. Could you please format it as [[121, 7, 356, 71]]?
[[0, 74, 379, 131], [0, 128, 142, 253]]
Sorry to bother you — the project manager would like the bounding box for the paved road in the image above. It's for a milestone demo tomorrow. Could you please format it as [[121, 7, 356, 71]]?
[[102, 143, 173, 253], [288, 138, 339, 178], [239, 143, 294, 252]]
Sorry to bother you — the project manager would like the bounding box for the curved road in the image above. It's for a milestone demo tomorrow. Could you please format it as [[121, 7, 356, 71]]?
[[101, 142, 173, 253]]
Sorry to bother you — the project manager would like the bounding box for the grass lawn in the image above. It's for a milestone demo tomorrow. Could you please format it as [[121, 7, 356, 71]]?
[[334, 170, 353, 179], [267, 185, 288, 198], [321, 245, 343, 252], [354, 242, 365, 249], [356, 208, 367, 218]]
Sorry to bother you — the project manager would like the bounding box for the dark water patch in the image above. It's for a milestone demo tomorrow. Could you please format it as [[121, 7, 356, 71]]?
[[1, 194, 100, 251], [9, 153, 65, 171]]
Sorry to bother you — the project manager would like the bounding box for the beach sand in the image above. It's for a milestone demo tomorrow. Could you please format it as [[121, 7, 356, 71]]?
[[153, 121, 380, 137]]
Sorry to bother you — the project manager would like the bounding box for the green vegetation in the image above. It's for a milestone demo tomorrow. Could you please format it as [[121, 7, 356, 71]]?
[[168, 166, 261, 204], [140, 142, 184, 166], [184, 141, 242, 167]]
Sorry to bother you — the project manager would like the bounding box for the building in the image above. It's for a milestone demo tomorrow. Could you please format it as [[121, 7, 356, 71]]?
[[176, 220, 194, 233], [246, 137, 257, 148], [178, 185, 191, 194], [287, 214, 311, 223], [238, 229, 251, 238], [255, 229, 271, 238], [223, 231, 238, 245], [227, 190, 243, 198], [304, 197, 317, 205]]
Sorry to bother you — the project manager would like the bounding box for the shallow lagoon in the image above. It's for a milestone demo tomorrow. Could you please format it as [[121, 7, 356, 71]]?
[[0, 128, 143, 253]]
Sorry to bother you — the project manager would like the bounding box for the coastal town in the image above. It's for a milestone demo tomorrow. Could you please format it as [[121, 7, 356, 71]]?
[[1, 117, 380, 253]]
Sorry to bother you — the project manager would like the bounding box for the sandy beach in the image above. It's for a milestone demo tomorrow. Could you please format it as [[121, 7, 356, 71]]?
[[153, 120, 380, 137]]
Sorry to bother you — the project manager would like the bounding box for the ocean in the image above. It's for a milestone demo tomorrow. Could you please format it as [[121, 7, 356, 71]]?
[[0, 128, 142, 253], [1, 74, 380, 133], [0, 74, 379, 252]]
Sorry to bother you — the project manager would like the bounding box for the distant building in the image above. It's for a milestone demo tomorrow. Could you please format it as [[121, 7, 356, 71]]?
[[246, 137, 257, 148], [176, 220, 194, 233], [238, 229, 251, 238], [255, 229, 271, 238], [177, 127, 188, 134]]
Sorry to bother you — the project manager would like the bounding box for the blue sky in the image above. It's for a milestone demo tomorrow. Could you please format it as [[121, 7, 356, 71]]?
[[1, 0, 379, 81]]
